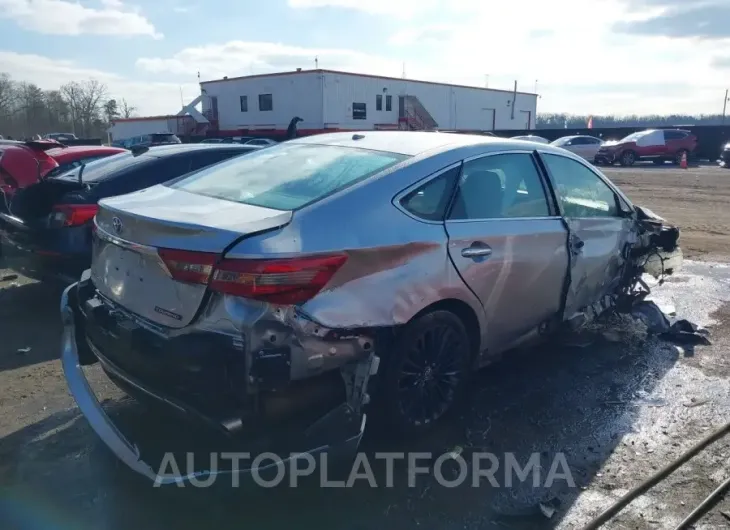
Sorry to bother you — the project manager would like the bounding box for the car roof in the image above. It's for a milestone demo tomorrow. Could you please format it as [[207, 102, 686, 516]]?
[[138, 143, 262, 157], [290, 131, 542, 156], [289, 131, 580, 161]]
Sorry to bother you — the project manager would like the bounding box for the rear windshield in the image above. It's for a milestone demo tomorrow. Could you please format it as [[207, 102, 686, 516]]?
[[55, 151, 147, 183], [167, 143, 408, 210]]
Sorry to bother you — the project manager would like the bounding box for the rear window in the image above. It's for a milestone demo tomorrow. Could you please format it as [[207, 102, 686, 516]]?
[[167, 143, 408, 210], [55, 151, 148, 183]]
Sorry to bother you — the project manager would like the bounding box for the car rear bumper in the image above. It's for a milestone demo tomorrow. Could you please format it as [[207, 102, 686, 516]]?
[[61, 279, 371, 485], [0, 213, 88, 283]]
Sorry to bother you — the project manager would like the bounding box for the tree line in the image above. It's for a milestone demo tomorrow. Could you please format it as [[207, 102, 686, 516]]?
[[0, 72, 137, 140], [536, 113, 730, 129]]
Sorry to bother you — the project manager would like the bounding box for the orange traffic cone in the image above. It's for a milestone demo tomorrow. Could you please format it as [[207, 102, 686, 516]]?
[[680, 151, 688, 169]]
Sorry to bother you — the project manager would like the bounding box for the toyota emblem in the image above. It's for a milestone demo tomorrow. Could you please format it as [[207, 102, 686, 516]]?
[[112, 217, 123, 234]]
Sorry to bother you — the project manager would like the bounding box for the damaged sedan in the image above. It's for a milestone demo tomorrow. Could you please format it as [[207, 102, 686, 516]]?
[[60, 132, 682, 483]]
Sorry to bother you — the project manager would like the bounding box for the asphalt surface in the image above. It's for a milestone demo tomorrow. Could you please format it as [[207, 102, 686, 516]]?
[[2, 164, 730, 530]]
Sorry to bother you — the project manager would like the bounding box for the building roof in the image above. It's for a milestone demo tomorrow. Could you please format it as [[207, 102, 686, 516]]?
[[200, 69, 538, 97], [112, 115, 191, 123]]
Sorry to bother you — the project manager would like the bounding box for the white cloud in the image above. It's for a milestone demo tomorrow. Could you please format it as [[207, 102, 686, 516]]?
[[0, 51, 193, 115], [284, 0, 730, 114], [136, 40, 402, 81], [287, 0, 437, 17], [0, 0, 162, 38]]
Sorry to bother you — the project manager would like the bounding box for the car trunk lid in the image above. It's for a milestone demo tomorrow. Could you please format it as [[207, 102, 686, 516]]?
[[91, 185, 292, 328]]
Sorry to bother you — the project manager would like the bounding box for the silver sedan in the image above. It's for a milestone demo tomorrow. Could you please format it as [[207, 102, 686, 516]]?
[[61, 131, 681, 482]]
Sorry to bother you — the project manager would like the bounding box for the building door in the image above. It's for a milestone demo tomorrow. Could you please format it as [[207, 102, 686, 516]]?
[[520, 110, 532, 130], [481, 108, 496, 131]]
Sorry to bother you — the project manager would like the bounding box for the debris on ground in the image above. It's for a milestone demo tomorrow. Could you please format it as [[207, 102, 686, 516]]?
[[16, 347, 31, 355], [631, 301, 711, 345]]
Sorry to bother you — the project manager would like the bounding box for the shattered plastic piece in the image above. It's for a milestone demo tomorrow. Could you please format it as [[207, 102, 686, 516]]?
[[662, 320, 712, 346], [447, 445, 463, 460], [539, 503, 556, 519], [631, 301, 671, 334], [16, 347, 31, 355]]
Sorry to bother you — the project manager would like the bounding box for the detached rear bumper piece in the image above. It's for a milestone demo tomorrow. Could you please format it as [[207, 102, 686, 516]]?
[[60, 281, 371, 485]]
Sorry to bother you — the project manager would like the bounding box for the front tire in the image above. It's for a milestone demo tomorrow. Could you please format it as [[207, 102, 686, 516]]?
[[620, 150, 637, 167], [379, 310, 472, 436]]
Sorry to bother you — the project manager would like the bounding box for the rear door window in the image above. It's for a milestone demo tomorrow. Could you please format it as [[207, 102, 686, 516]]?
[[168, 143, 408, 211], [448, 153, 551, 220], [97, 156, 192, 196]]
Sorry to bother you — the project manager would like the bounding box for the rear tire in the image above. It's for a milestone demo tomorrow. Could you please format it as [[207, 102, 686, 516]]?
[[619, 150, 636, 167], [378, 311, 472, 436]]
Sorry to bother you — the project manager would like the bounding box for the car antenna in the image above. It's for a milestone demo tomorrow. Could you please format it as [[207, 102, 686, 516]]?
[[77, 162, 85, 185], [130, 145, 149, 156]]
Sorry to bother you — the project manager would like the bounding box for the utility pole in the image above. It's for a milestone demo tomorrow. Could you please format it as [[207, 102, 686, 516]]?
[[723, 89, 729, 124]]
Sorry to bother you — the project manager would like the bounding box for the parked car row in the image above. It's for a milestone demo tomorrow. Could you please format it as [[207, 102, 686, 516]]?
[[0, 131, 686, 483], [510, 129, 698, 167], [200, 136, 278, 146]]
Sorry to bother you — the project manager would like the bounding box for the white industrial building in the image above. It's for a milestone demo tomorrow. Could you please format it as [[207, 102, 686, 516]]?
[[198, 69, 538, 137]]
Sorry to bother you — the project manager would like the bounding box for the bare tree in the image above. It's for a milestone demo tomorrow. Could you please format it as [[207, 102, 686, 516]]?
[[60, 81, 83, 135], [103, 99, 119, 123], [0, 73, 17, 118], [120, 98, 137, 119], [76, 79, 107, 136]]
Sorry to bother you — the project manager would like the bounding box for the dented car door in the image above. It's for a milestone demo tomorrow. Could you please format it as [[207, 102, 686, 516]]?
[[539, 153, 635, 323], [444, 152, 569, 353]]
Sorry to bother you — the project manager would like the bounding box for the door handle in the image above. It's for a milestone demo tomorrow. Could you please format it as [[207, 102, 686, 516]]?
[[461, 245, 492, 258]]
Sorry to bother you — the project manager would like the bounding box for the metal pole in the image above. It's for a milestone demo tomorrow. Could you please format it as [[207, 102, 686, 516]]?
[[723, 89, 728, 124]]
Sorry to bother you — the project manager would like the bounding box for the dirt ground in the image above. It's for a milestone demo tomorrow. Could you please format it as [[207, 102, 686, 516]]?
[[606, 163, 730, 261], [2, 164, 730, 530]]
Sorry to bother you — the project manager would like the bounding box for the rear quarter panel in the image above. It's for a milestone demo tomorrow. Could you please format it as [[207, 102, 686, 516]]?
[[224, 153, 487, 335]]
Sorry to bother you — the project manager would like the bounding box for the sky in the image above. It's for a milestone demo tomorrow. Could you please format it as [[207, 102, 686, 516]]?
[[0, 0, 729, 117]]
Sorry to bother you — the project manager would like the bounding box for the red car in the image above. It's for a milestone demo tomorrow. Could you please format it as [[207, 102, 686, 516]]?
[[594, 129, 697, 167], [0, 142, 125, 200]]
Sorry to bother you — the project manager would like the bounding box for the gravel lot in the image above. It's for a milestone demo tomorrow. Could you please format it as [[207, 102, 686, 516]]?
[[2, 164, 730, 530]]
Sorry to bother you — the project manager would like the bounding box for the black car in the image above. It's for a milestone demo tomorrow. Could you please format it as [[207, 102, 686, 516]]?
[[0, 143, 260, 283]]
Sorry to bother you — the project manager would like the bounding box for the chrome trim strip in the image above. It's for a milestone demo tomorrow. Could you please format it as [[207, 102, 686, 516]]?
[[93, 220, 160, 257]]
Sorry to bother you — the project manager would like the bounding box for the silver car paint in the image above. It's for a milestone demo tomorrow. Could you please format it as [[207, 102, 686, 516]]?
[[91, 132, 655, 379]]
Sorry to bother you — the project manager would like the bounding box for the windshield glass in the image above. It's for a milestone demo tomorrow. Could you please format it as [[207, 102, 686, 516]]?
[[54, 151, 144, 183], [168, 143, 408, 210], [150, 134, 179, 143]]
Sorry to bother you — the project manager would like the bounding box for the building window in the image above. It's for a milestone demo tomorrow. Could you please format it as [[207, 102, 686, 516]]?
[[240, 95, 248, 112], [385, 95, 392, 111], [353, 102, 366, 120], [259, 94, 273, 112], [376, 94, 383, 111]]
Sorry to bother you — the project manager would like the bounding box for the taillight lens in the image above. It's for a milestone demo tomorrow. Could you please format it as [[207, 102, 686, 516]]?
[[158, 249, 347, 305], [158, 248, 217, 284], [50, 204, 99, 227]]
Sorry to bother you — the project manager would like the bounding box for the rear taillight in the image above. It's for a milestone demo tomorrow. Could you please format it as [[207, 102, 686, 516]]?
[[50, 204, 99, 227], [158, 248, 217, 284], [158, 250, 347, 305]]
